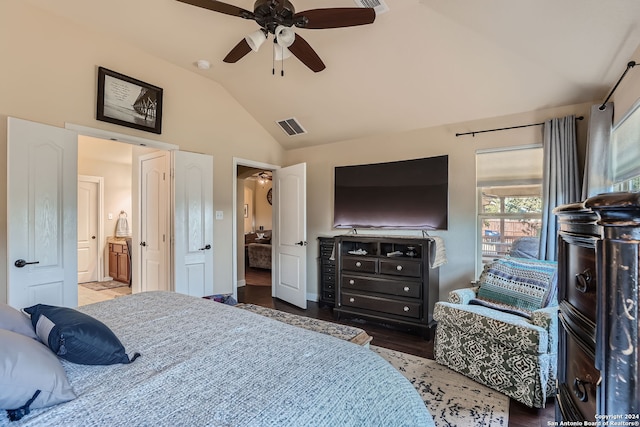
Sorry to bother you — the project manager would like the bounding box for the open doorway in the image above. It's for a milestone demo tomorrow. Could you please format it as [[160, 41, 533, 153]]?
[[76, 135, 169, 305], [237, 166, 273, 302]]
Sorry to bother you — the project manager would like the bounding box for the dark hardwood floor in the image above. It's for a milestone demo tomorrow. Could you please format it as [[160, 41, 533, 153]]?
[[238, 281, 555, 426]]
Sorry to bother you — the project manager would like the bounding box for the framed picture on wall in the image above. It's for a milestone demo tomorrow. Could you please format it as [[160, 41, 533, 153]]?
[[96, 66, 163, 134]]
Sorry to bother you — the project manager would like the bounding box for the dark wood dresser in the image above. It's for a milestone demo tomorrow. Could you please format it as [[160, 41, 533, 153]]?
[[554, 192, 640, 422], [318, 237, 336, 307], [333, 235, 439, 338]]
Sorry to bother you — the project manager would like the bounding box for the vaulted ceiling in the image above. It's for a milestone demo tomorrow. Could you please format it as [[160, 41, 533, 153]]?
[[25, 0, 640, 149]]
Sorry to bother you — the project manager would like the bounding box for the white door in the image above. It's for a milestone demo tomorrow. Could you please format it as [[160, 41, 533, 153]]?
[[173, 151, 214, 297], [273, 163, 307, 309], [7, 117, 78, 308], [140, 151, 170, 292], [77, 177, 99, 283]]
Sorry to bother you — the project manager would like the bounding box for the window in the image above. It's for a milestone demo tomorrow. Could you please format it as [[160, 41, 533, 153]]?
[[476, 147, 543, 265], [612, 100, 640, 191]]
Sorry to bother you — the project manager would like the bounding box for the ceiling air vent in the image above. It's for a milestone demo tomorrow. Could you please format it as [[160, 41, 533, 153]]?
[[354, 0, 389, 14], [276, 117, 307, 136]]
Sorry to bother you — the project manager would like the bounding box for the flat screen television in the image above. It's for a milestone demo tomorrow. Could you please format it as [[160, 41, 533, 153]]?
[[333, 155, 448, 230]]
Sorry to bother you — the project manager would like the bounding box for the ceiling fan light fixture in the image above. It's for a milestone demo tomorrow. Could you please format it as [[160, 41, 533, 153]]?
[[245, 29, 266, 51], [274, 25, 295, 48], [274, 46, 292, 61]]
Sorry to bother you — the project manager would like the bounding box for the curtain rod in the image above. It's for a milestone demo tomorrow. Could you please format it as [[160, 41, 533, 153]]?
[[455, 116, 584, 137], [599, 60, 637, 110]]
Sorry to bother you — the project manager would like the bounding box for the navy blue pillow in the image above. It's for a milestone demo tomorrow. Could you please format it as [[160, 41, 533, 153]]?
[[23, 304, 139, 366]]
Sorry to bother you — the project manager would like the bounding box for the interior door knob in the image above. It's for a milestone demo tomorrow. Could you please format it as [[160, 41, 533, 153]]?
[[15, 259, 39, 268], [199, 244, 211, 250], [140, 241, 147, 247], [92, 236, 96, 239]]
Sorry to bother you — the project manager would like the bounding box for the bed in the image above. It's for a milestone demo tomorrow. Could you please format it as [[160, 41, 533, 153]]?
[[3, 291, 433, 426]]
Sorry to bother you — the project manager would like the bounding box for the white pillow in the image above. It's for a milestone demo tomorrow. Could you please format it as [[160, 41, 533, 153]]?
[[0, 302, 38, 339], [0, 329, 76, 415]]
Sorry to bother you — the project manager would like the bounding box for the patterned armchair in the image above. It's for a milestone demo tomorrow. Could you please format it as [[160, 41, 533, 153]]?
[[433, 257, 558, 408]]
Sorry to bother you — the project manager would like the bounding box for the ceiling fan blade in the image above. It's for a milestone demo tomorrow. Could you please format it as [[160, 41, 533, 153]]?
[[176, 0, 253, 19], [287, 34, 326, 72], [223, 39, 253, 63], [294, 8, 375, 29]]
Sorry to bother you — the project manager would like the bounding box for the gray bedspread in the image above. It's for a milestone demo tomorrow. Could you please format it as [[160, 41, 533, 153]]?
[[5, 291, 433, 426]]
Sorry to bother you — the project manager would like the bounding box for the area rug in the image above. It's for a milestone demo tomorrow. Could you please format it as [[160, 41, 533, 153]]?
[[371, 345, 509, 427], [80, 280, 129, 291]]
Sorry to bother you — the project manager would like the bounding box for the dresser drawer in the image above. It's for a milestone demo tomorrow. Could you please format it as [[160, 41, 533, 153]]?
[[341, 291, 421, 319], [322, 263, 336, 274], [320, 248, 334, 258], [341, 274, 421, 298], [558, 317, 599, 421], [342, 274, 420, 298], [379, 259, 421, 278], [323, 281, 335, 291], [322, 291, 335, 302], [341, 256, 377, 273], [563, 243, 597, 324]]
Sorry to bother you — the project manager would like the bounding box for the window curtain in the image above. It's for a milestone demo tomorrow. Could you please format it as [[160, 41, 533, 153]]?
[[539, 115, 581, 261], [582, 103, 614, 198]]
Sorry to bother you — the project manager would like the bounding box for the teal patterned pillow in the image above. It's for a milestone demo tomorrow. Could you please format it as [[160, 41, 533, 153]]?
[[472, 257, 557, 318]]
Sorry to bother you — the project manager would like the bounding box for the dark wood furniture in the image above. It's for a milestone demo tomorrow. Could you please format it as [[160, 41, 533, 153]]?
[[333, 235, 439, 339], [108, 240, 130, 284], [554, 192, 640, 422], [318, 237, 336, 307]]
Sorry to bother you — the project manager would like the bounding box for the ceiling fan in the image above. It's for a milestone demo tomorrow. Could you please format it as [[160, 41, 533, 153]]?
[[176, 0, 376, 72]]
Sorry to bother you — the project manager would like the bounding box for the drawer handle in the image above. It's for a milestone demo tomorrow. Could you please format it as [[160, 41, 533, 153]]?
[[355, 261, 362, 267], [403, 286, 410, 292], [403, 306, 410, 312], [349, 279, 355, 285], [573, 378, 590, 402], [396, 265, 403, 271], [575, 269, 592, 293], [349, 297, 355, 303]]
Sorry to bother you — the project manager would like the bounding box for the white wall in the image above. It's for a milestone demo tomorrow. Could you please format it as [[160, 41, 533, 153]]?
[[242, 179, 272, 233], [243, 183, 255, 233], [0, 1, 284, 302], [254, 182, 273, 232]]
